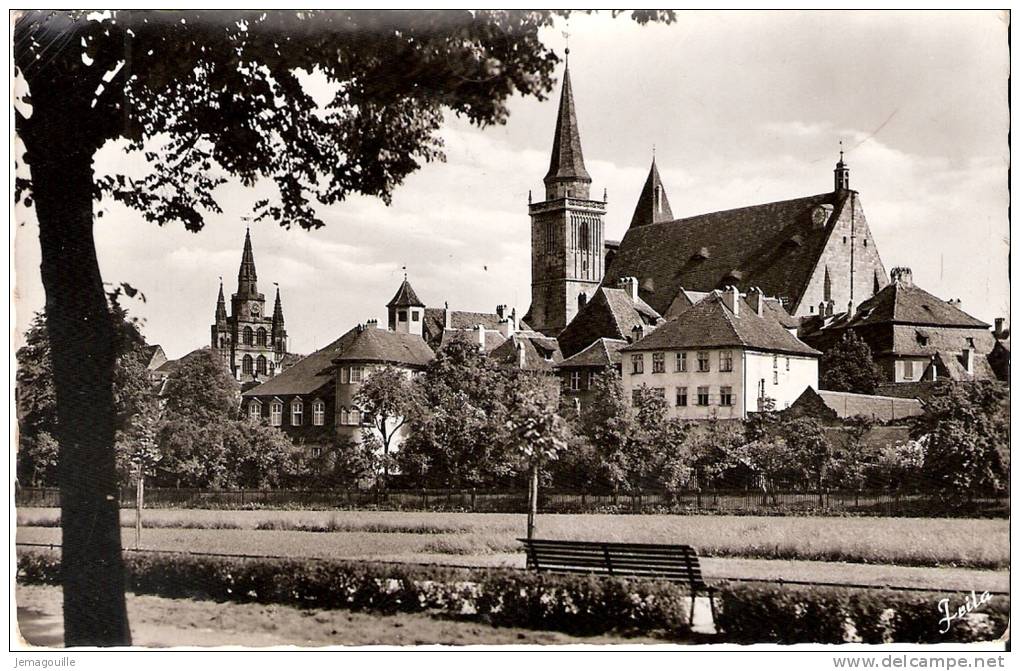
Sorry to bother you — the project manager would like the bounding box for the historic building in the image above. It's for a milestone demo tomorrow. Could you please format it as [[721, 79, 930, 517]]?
[[620, 288, 821, 420], [555, 338, 627, 410], [211, 229, 293, 383]]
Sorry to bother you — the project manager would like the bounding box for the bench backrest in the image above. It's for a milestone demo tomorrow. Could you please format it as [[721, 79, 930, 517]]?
[[518, 538, 708, 589]]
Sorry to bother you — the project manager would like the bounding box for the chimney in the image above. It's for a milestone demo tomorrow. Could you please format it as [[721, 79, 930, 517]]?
[[516, 339, 526, 369], [825, 301, 834, 317], [477, 325, 486, 352], [962, 348, 974, 375], [499, 315, 515, 338], [496, 304, 506, 320], [749, 287, 765, 316], [366, 318, 379, 329], [994, 318, 1006, 338], [890, 267, 913, 287], [721, 286, 739, 316], [618, 277, 639, 302], [444, 301, 451, 329]]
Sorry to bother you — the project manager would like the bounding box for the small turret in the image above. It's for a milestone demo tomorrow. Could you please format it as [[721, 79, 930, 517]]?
[[271, 285, 288, 354], [215, 280, 228, 325], [629, 156, 674, 228], [834, 143, 851, 193], [387, 273, 426, 335]]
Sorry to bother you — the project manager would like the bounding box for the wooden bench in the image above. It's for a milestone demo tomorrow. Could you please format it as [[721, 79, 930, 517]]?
[[518, 538, 715, 624]]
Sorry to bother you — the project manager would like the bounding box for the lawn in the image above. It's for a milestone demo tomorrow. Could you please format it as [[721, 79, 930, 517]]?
[[17, 508, 1008, 570]]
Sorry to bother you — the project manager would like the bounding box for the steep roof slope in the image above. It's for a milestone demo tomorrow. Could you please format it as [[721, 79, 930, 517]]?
[[557, 286, 661, 358], [555, 338, 627, 369], [605, 192, 847, 315], [846, 282, 989, 329], [242, 329, 359, 397], [629, 159, 674, 228], [333, 327, 435, 367]]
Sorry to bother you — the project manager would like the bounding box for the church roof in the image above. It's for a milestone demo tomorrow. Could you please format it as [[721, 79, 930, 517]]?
[[386, 279, 425, 308], [556, 286, 662, 358], [555, 338, 627, 369], [629, 159, 674, 228], [333, 326, 435, 367], [844, 280, 989, 329], [242, 329, 359, 398], [544, 65, 591, 185], [623, 291, 820, 356], [604, 191, 849, 315]]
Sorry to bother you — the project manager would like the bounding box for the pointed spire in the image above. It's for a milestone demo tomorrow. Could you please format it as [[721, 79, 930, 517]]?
[[544, 61, 592, 199], [386, 276, 425, 308], [834, 140, 850, 193], [272, 285, 285, 328], [237, 227, 258, 295], [215, 278, 228, 324], [629, 157, 674, 228]]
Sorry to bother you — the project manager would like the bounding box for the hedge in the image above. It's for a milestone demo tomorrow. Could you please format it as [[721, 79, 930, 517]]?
[[17, 550, 1007, 643], [16, 550, 690, 638], [714, 583, 1009, 644]]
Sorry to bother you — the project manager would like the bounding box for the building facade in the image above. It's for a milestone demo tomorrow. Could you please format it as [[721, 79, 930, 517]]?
[[211, 229, 291, 383]]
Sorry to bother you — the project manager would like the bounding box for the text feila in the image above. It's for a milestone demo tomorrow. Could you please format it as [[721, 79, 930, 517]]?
[[937, 590, 991, 633]]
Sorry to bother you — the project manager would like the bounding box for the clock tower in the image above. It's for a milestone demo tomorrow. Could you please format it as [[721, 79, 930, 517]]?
[[212, 229, 289, 382]]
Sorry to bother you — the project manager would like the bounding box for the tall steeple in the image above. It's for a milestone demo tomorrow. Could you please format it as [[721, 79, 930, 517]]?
[[834, 142, 850, 193], [271, 285, 288, 353], [215, 280, 228, 324], [544, 59, 592, 200], [237, 228, 258, 296], [629, 157, 674, 228], [272, 286, 285, 327]]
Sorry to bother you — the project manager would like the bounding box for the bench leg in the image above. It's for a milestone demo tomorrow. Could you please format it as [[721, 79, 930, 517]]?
[[689, 591, 697, 627]]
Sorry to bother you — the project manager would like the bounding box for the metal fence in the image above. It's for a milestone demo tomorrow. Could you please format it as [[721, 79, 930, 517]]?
[[14, 486, 1008, 516]]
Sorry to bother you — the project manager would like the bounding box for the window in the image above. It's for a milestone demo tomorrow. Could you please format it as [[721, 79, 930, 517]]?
[[242, 355, 253, 375], [903, 360, 915, 380], [398, 310, 407, 323], [270, 401, 283, 426], [291, 400, 303, 426], [696, 386, 710, 406], [676, 352, 687, 372], [350, 366, 364, 383], [243, 326, 254, 346], [632, 390, 641, 405], [785, 357, 790, 371], [570, 371, 581, 391], [697, 351, 710, 372], [340, 367, 349, 384], [676, 387, 688, 407], [311, 447, 323, 458], [312, 401, 325, 426], [587, 371, 597, 388], [773, 370, 779, 385], [651, 387, 665, 399], [773, 354, 779, 369], [719, 350, 733, 372], [339, 407, 349, 425], [579, 221, 590, 249], [631, 354, 644, 374], [545, 220, 555, 252], [412, 311, 420, 322], [863, 238, 868, 247], [652, 352, 665, 373], [720, 386, 733, 406], [257, 328, 267, 347], [966, 337, 975, 349], [269, 361, 276, 376], [843, 236, 848, 244], [916, 332, 929, 347], [248, 402, 261, 423], [350, 408, 362, 425], [256, 355, 267, 375]]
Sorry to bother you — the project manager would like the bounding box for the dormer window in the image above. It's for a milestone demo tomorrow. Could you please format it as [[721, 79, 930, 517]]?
[[916, 331, 929, 347]]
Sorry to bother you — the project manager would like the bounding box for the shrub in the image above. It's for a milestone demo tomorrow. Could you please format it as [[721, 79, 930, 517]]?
[[715, 583, 1008, 644]]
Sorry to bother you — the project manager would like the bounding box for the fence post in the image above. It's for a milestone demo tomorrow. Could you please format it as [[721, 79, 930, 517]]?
[[471, 488, 476, 511]]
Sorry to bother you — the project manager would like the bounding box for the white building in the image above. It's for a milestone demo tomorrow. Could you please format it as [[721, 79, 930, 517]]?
[[620, 288, 821, 420]]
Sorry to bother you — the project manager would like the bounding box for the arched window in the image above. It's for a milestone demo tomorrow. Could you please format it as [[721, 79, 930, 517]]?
[[242, 355, 253, 375], [579, 220, 589, 250], [270, 401, 283, 426], [256, 355, 267, 375], [248, 401, 260, 423], [257, 328, 268, 346], [312, 401, 325, 426], [291, 399, 303, 426], [243, 326, 254, 345], [269, 361, 276, 376]]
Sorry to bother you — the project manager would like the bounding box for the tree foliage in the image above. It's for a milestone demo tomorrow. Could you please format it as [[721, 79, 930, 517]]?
[[354, 364, 423, 485], [820, 331, 883, 394]]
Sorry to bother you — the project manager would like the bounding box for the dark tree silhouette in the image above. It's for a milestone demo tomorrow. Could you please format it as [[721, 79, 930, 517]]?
[[819, 331, 883, 394], [14, 10, 673, 644]]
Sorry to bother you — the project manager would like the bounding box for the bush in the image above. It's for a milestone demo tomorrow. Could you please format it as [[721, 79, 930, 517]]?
[[715, 583, 1008, 644], [16, 549, 690, 638]]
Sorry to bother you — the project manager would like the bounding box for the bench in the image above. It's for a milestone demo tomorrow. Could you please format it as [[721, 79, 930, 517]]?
[[518, 538, 716, 624]]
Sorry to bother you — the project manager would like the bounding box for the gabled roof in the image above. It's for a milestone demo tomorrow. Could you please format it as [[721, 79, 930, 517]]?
[[932, 350, 997, 381], [557, 286, 662, 359], [386, 279, 425, 308], [491, 332, 563, 372], [663, 288, 711, 320], [604, 192, 848, 315], [545, 65, 591, 185], [555, 338, 627, 369], [629, 159, 674, 228], [242, 329, 359, 398], [845, 281, 989, 329], [333, 326, 435, 367], [437, 327, 507, 354], [622, 291, 820, 356]]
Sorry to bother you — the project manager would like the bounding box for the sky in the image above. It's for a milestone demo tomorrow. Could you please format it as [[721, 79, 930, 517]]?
[[13, 10, 1010, 359]]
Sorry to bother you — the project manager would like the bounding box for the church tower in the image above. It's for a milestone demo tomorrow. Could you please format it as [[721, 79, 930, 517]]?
[[524, 56, 606, 336], [213, 229, 288, 382]]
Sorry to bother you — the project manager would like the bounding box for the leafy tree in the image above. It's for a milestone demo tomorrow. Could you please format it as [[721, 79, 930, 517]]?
[[573, 369, 636, 493], [913, 381, 1008, 504], [398, 340, 523, 487], [14, 9, 671, 643], [298, 438, 379, 489], [354, 365, 422, 488], [223, 422, 298, 489], [835, 414, 876, 493], [820, 331, 883, 394], [17, 431, 59, 487], [781, 417, 833, 506]]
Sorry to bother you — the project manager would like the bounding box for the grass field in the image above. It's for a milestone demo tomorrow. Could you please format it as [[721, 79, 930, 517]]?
[[17, 508, 1008, 570]]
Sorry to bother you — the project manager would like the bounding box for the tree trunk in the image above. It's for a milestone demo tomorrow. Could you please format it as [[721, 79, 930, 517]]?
[[526, 460, 538, 540], [25, 129, 131, 646]]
